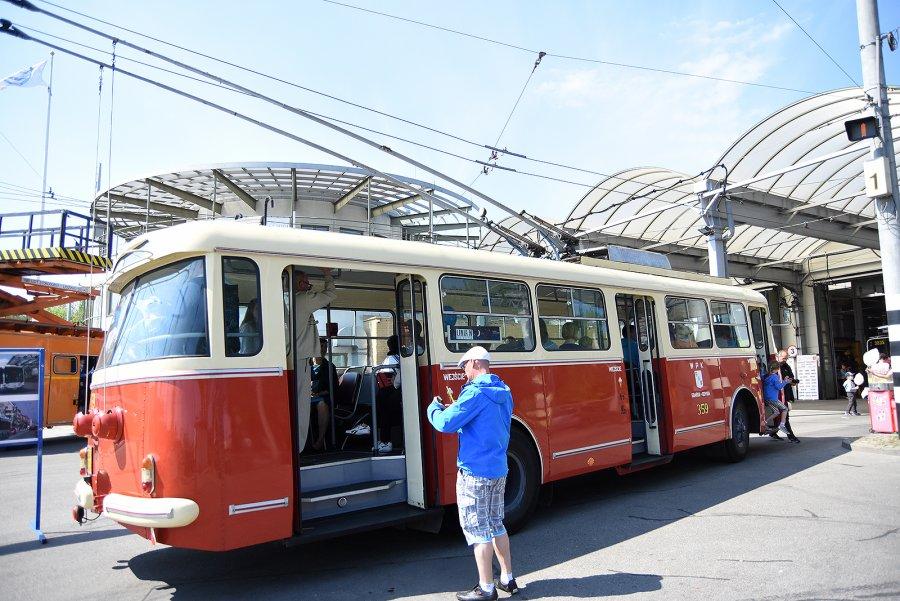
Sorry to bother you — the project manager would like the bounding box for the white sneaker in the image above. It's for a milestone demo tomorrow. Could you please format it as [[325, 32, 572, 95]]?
[[376, 441, 392, 454], [346, 423, 371, 436], [778, 424, 789, 434]]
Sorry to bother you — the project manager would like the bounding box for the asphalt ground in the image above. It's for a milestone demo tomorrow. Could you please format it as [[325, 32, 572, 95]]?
[[1, 399, 897, 601]]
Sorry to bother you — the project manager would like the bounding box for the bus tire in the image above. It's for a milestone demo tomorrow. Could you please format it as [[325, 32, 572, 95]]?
[[722, 401, 750, 463], [504, 428, 541, 534]]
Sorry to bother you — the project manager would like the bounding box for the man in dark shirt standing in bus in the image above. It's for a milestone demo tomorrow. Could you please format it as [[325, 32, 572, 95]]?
[[428, 346, 518, 601]]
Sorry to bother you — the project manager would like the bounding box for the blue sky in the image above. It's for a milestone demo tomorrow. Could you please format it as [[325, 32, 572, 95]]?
[[1, 0, 898, 224]]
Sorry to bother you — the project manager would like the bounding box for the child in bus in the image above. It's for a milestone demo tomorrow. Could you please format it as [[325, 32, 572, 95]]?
[[763, 361, 792, 438]]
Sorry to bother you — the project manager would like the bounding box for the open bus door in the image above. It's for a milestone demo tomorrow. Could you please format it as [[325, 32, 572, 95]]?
[[617, 294, 663, 457], [396, 276, 427, 509], [749, 306, 771, 376]]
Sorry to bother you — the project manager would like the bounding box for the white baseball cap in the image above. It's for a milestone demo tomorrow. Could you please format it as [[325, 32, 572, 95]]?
[[457, 346, 491, 368]]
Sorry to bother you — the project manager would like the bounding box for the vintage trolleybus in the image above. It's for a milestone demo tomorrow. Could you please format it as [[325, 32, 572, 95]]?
[[72, 221, 774, 550]]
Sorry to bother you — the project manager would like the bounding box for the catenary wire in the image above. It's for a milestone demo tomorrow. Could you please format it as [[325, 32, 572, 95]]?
[[29, 0, 796, 189], [320, 0, 815, 94], [771, 0, 860, 87]]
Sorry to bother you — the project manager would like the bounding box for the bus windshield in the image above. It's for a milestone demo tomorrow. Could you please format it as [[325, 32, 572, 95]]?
[[97, 257, 209, 368]]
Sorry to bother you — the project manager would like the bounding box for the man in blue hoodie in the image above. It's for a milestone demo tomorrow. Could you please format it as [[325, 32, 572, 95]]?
[[428, 346, 518, 601]]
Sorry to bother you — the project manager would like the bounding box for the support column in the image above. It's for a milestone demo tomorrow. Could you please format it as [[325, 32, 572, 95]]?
[[696, 180, 728, 277], [778, 286, 799, 350], [858, 0, 900, 418]]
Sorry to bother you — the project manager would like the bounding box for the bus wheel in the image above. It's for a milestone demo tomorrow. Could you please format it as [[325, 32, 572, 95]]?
[[504, 429, 540, 534], [722, 401, 750, 463]]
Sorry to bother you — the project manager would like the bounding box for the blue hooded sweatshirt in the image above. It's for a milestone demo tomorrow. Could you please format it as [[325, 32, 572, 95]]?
[[427, 373, 513, 479], [763, 372, 788, 402]]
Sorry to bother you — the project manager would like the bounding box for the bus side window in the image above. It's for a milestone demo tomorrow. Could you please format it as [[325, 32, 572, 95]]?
[[440, 276, 534, 353], [665, 297, 712, 349], [223, 257, 262, 357], [536, 284, 610, 351], [711, 301, 751, 349]]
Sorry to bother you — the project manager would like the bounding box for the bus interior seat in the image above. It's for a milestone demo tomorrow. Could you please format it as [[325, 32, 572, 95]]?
[[333, 370, 361, 420]]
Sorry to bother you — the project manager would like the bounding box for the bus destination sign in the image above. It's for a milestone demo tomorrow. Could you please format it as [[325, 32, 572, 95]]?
[[448, 326, 502, 344]]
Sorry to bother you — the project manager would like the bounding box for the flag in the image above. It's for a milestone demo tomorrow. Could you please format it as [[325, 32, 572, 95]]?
[[0, 60, 47, 91]]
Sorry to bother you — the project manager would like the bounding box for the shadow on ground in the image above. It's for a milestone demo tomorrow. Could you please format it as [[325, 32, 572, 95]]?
[[121, 433, 851, 600]]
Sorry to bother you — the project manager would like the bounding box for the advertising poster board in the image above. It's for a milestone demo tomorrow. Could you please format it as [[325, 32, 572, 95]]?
[[0, 349, 43, 447], [796, 354, 820, 400]]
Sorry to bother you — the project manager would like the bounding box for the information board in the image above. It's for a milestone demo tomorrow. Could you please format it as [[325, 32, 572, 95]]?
[[795, 354, 820, 400], [0, 349, 43, 447]]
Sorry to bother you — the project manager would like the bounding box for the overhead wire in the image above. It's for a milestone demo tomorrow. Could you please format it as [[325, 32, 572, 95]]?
[[0, 129, 42, 178], [27, 0, 742, 194], [771, 0, 860, 88], [9, 22, 615, 194], [320, 0, 815, 94]]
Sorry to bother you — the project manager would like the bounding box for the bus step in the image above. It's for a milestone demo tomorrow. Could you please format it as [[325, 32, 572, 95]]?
[[300, 478, 407, 520], [299, 454, 405, 492], [616, 454, 673, 475], [288, 503, 444, 546]]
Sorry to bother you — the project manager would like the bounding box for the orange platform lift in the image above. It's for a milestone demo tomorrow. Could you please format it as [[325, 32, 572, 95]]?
[[0, 210, 113, 425]]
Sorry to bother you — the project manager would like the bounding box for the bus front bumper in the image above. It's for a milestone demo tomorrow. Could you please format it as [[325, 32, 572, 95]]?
[[103, 493, 200, 528]]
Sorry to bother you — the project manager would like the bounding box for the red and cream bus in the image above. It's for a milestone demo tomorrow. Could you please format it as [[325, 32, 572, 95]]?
[[72, 221, 774, 550]]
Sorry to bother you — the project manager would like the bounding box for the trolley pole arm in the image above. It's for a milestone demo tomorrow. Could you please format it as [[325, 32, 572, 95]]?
[[2, 0, 563, 256], [0, 20, 539, 253]]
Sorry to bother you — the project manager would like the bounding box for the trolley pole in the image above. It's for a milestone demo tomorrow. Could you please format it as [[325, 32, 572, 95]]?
[[857, 0, 900, 430]]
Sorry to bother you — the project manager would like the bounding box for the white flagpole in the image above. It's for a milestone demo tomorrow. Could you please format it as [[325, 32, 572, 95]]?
[[38, 51, 54, 245]]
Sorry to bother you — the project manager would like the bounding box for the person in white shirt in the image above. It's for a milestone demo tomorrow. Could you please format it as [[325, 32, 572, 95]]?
[[375, 334, 403, 453], [294, 268, 336, 451]]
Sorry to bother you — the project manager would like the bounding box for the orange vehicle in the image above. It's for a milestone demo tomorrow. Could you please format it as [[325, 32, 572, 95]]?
[[72, 221, 774, 550], [0, 329, 101, 425]]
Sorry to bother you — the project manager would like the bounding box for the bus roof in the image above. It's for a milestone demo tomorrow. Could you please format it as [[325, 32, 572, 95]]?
[[114, 221, 765, 303]]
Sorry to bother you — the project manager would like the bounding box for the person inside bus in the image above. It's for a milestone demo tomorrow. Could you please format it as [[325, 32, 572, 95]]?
[[496, 336, 523, 351], [539, 319, 558, 350], [714, 325, 736, 348], [671, 324, 698, 349], [621, 323, 640, 367], [559, 322, 581, 350], [294, 267, 336, 452], [309, 337, 339, 451], [578, 335, 594, 349], [402, 319, 425, 356], [239, 298, 262, 355], [375, 334, 403, 453]]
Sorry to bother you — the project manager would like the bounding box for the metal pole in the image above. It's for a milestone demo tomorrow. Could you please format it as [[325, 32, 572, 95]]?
[[38, 51, 54, 245], [290, 167, 297, 228], [857, 0, 900, 430], [366, 178, 371, 236], [696, 180, 728, 277], [145, 181, 151, 232]]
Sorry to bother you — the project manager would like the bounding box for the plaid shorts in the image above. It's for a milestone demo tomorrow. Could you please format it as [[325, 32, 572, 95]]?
[[765, 399, 787, 413], [456, 470, 507, 546]]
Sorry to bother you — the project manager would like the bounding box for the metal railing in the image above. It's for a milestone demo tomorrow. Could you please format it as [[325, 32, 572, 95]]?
[[0, 209, 113, 257]]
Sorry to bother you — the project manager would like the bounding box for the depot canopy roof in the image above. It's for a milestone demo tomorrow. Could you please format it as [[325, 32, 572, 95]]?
[[482, 87, 897, 285], [94, 162, 478, 239]]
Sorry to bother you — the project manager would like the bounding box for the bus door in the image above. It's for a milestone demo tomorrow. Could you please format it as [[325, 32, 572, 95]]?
[[749, 306, 771, 380], [396, 276, 427, 509], [617, 294, 663, 456]]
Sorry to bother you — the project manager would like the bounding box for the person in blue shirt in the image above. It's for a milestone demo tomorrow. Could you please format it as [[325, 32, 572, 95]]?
[[763, 361, 793, 439], [427, 346, 518, 601]]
